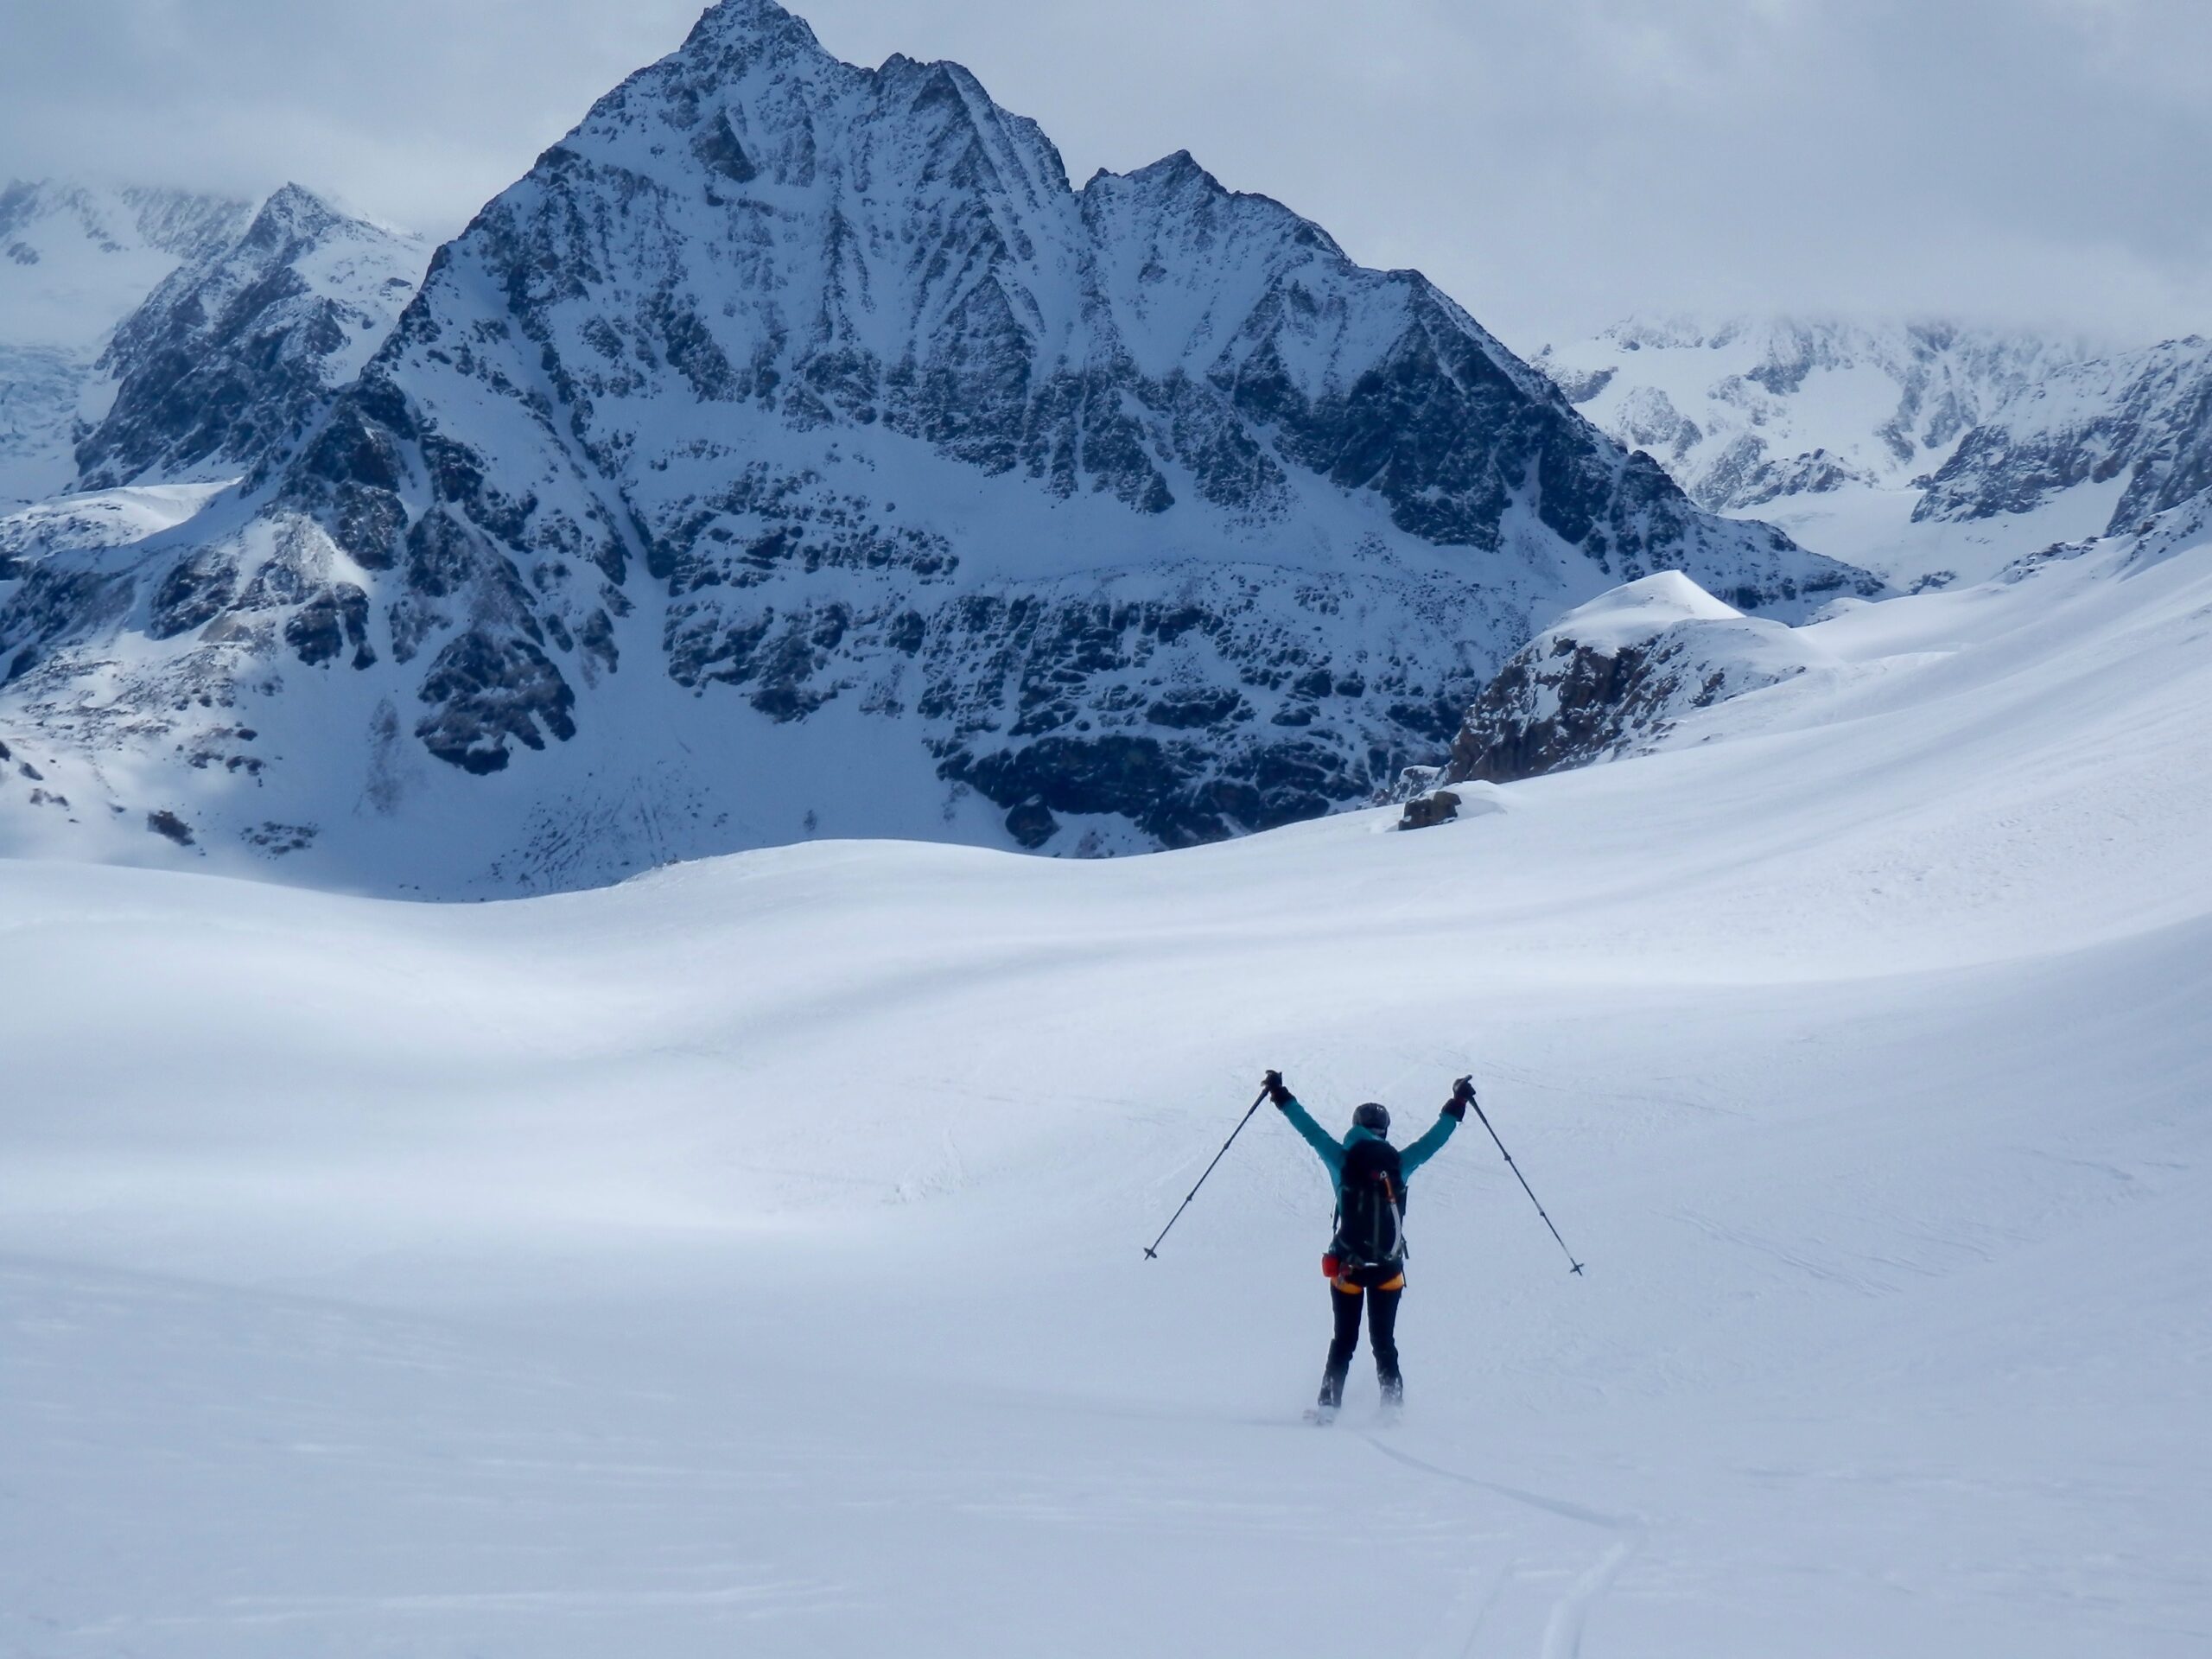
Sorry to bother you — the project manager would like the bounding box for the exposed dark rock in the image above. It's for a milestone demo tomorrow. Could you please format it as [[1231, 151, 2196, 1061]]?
[[1003, 800, 1058, 849], [148, 553, 238, 639], [1146, 687, 1246, 729], [414, 631, 577, 773], [243, 821, 318, 854], [1442, 574, 1825, 786], [285, 585, 374, 668], [1448, 639, 1656, 785], [1397, 789, 1460, 830], [298, 404, 407, 494], [693, 112, 761, 184]]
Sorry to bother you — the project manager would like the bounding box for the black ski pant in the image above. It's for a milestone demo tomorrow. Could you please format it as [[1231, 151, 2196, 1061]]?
[[1319, 1277, 1402, 1408]]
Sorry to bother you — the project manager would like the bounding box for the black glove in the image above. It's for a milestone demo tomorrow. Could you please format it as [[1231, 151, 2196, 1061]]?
[[1263, 1069, 1291, 1108], [1444, 1075, 1475, 1121]]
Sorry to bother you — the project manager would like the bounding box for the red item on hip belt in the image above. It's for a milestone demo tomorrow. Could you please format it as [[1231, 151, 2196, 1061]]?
[[1321, 1251, 1340, 1279]]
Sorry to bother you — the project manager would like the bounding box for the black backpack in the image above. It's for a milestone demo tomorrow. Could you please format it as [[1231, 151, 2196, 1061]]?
[[1333, 1137, 1406, 1274]]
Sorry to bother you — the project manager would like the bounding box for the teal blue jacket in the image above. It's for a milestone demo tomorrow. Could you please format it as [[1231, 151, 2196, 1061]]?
[[1279, 1096, 1459, 1198]]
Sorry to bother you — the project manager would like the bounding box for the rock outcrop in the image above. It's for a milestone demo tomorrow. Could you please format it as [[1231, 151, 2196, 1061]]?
[[1441, 572, 1827, 785]]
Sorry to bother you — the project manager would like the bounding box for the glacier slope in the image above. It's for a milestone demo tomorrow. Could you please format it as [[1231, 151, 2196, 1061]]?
[[2, 518, 2209, 1655]]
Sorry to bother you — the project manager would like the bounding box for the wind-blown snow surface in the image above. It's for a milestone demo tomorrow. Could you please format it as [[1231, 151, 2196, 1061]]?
[[3, 530, 2209, 1655]]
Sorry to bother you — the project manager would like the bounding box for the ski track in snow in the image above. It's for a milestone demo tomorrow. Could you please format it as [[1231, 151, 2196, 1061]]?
[[1365, 1433, 1643, 1659]]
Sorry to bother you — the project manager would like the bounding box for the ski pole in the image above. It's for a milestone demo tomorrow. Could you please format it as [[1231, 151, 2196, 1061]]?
[[1142, 1084, 1271, 1259], [1460, 1077, 1586, 1275]]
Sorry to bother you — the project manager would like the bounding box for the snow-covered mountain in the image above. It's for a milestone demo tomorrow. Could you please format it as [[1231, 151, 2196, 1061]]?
[[1537, 317, 2114, 587], [1537, 318, 2091, 512], [0, 181, 251, 504], [0, 0, 1868, 893], [0, 179, 421, 520], [73, 184, 426, 493], [1916, 335, 2212, 536]]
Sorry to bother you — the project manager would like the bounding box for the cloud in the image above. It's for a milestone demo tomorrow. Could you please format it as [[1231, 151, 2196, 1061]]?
[[1, 0, 2205, 351]]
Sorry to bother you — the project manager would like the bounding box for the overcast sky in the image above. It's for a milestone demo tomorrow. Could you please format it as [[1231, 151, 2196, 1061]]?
[[3, 0, 2207, 353]]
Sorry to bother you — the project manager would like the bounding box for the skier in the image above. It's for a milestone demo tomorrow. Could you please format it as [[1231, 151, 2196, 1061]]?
[[1263, 1069, 1475, 1421]]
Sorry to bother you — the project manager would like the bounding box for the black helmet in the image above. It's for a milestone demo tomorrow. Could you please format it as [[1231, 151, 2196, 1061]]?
[[1352, 1102, 1390, 1136]]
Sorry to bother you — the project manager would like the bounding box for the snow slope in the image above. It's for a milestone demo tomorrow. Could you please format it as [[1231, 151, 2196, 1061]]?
[[3, 508, 2208, 1655], [0, 480, 233, 568]]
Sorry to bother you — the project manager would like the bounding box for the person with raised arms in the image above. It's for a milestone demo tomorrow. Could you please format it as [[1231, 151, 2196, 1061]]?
[[1264, 1069, 1474, 1422]]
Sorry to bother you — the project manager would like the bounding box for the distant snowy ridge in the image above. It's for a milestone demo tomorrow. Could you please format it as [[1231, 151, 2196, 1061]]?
[[1916, 334, 2212, 535], [74, 184, 426, 493], [1540, 315, 2212, 591], [0, 181, 249, 350], [0, 0, 1868, 895], [1535, 316, 2093, 514], [0, 181, 253, 504], [0, 178, 421, 519]]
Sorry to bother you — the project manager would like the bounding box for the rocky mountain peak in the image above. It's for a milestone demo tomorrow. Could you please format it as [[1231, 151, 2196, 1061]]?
[[71, 187, 425, 492], [1122, 149, 1213, 188], [682, 0, 827, 60], [240, 183, 344, 248], [0, 4, 1866, 894]]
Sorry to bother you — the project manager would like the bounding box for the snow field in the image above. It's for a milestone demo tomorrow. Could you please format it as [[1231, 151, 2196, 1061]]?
[[3, 526, 2210, 1655]]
